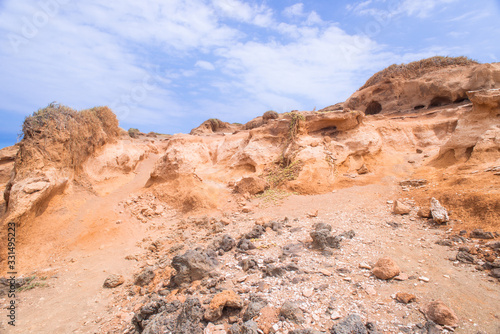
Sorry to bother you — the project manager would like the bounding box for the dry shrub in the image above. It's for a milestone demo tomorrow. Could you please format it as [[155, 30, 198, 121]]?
[[360, 56, 478, 90], [263, 110, 279, 121], [16, 103, 119, 178], [265, 157, 303, 189]]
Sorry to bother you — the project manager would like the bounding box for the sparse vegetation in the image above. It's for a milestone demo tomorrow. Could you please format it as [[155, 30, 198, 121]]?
[[265, 157, 303, 188], [208, 118, 221, 130], [16, 276, 49, 292], [285, 112, 305, 142], [17, 102, 119, 177], [262, 110, 279, 121], [128, 128, 141, 138], [255, 188, 295, 207], [360, 56, 478, 90]]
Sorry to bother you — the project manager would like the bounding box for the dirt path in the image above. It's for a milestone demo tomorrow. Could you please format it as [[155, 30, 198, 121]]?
[[3, 154, 160, 334]]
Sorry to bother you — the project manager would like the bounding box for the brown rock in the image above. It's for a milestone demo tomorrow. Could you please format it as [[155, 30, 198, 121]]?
[[235, 177, 268, 195], [204, 290, 243, 322], [422, 300, 459, 327], [103, 274, 125, 288], [396, 292, 416, 304], [393, 200, 411, 215], [417, 206, 432, 218], [372, 257, 401, 280]]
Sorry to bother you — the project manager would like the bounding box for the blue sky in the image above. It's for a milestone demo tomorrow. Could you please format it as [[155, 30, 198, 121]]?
[[1, 0, 499, 148]]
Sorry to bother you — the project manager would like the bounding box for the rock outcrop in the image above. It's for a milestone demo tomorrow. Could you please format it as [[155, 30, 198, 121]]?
[[3, 104, 120, 222], [345, 58, 500, 115], [436, 88, 500, 164]]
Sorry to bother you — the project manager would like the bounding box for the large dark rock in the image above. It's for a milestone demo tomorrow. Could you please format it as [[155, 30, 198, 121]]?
[[330, 314, 368, 334], [170, 249, 218, 287], [309, 223, 347, 250], [139, 298, 205, 334]]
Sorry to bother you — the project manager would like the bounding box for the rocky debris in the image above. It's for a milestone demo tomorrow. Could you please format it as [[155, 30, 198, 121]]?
[[138, 298, 205, 334], [399, 179, 428, 188], [263, 264, 286, 277], [204, 323, 226, 334], [490, 268, 500, 279], [280, 300, 305, 324], [204, 290, 243, 322], [487, 241, 500, 250], [456, 251, 475, 264], [243, 295, 268, 321], [470, 229, 494, 239], [282, 243, 303, 258], [395, 292, 417, 304], [372, 257, 400, 280], [228, 320, 260, 334], [411, 321, 442, 334], [329, 314, 373, 334], [430, 198, 449, 224], [393, 200, 411, 215], [338, 229, 356, 240], [238, 239, 256, 251], [289, 329, 324, 334], [170, 249, 218, 287], [417, 207, 432, 218], [121, 193, 172, 223], [310, 223, 341, 250], [235, 177, 268, 195], [264, 220, 284, 232], [421, 300, 458, 327], [357, 164, 369, 175], [103, 274, 125, 288], [132, 298, 172, 332], [134, 267, 155, 287], [243, 225, 266, 239], [240, 258, 257, 272], [212, 234, 236, 253], [435, 239, 453, 247]]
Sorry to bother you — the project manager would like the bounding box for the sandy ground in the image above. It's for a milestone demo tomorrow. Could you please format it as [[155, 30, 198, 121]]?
[[2, 155, 498, 333]]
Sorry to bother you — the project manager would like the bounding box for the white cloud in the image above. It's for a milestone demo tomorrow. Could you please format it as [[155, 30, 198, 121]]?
[[283, 3, 304, 18], [0, 0, 484, 137], [216, 25, 387, 108], [213, 0, 274, 27], [348, 0, 459, 19], [195, 60, 216, 71]]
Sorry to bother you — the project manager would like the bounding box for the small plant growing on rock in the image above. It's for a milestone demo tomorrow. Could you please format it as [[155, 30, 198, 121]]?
[[265, 156, 303, 188], [285, 112, 305, 142]]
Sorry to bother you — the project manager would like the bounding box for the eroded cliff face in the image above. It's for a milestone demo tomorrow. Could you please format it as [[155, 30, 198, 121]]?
[[345, 62, 500, 116], [2, 61, 499, 223], [435, 89, 500, 164], [146, 105, 468, 211]]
